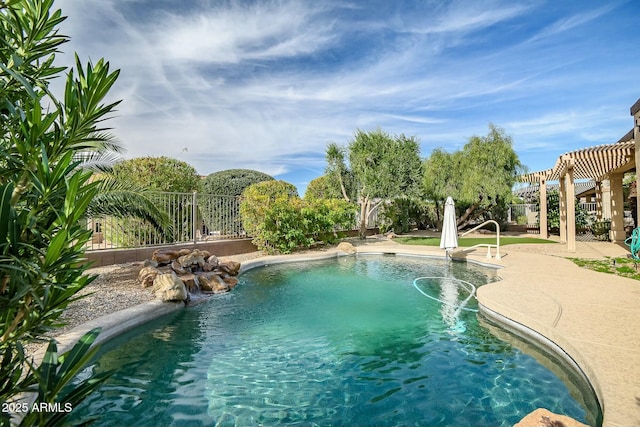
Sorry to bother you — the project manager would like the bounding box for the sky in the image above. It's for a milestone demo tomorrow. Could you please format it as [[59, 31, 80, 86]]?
[[54, 0, 639, 195]]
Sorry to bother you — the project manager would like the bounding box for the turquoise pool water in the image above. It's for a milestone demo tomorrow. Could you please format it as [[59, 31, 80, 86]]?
[[69, 255, 600, 426]]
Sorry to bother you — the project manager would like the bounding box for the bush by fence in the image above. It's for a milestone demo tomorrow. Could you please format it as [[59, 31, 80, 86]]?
[[87, 190, 364, 252]]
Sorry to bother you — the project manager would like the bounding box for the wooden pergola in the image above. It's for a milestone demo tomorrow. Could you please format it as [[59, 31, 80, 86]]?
[[521, 136, 636, 251]]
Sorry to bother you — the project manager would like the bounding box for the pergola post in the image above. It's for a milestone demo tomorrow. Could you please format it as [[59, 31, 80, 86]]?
[[633, 100, 640, 224], [559, 175, 567, 243], [609, 173, 625, 243], [539, 179, 548, 239], [595, 181, 603, 220], [566, 166, 576, 252]]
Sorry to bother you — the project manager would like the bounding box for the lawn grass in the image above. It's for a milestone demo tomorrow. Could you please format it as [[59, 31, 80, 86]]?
[[394, 236, 556, 247], [568, 256, 640, 281]]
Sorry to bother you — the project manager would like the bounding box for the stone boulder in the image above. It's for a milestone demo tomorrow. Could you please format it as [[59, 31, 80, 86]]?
[[218, 259, 241, 276], [152, 249, 181, 265], [178, 250, 206, 269], [138, 266, 161, 288], [177, 248, 192, 257], [153, 272, 188, 302], [337, 242, 356, 254], [203, 255, 219, 272], [514, 408, 588, 427], [180, 273, 199, 293], [171, 260, 189, 275], [198, 272, 230, 294], [143, 259, 158, 268], [222, 276, 239, 289]]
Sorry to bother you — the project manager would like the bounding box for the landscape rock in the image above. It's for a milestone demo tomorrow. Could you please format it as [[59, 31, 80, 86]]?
[[171, 260, 189, 275], [140, 251, 241, 299], [180, 273, 200, 293], [514, 408, 588, 427], [178, 250, 206, 269], [337, 242, 357, 254], [142, 259, 158, 268], [138, 266, 161, 288], [153, 272, 188, 302], [198, 273, 230, 294], [152, 249, 181, 265], [218, 259, 241, 276], [203, 255, 219, 272], [177, 248, 192, 257], [222, 276, 239, 289]]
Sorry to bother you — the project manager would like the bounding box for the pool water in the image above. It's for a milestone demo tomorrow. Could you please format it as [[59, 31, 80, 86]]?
[[69, 255, 601, 426]]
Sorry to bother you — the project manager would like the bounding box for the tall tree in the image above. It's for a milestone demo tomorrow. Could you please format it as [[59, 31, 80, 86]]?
[[325, 142, 355, 202], [327, 129, 423, 237], [423, 124, 524, 228], [422, 148, 460, 225]]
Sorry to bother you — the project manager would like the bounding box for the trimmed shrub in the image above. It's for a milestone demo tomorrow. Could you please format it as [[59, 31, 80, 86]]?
[[240, 181, 354, 253], [202, 169, 274, 196], [240, 180, 299, 239], [105, 157, 201, 246], [200, 169, 274, 235], [304, 174, 343, 201], [112, 156, 201, 192]]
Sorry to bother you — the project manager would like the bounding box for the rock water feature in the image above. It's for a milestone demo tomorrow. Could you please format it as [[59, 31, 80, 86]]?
[[137, 248, 241, 302]]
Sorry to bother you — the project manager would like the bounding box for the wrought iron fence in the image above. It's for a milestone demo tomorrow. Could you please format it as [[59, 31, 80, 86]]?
[[85, 192, 382, 251], [508, 202, 599, 227], [507, 204, 538, 225], [85, 192, 243, 251]]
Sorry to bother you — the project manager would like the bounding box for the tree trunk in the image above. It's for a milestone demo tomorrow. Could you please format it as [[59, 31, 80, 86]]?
[[456, 202, 479, 229], [359, 197, 369, 239]]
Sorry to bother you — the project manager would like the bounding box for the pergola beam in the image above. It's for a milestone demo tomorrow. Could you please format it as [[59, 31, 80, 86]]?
[[519, 139, 635, 251]]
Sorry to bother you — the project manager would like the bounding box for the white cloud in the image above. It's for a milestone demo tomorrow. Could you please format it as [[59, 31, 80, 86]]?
[[152, 1, 337, 64], [528, 3, 620, 43], [52, 0, 638, 188]]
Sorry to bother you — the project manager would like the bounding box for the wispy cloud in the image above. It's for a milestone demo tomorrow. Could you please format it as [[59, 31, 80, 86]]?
[[527, 3, 621, 43], [151, 2, 337, 64], [54, 0, 639, 192]]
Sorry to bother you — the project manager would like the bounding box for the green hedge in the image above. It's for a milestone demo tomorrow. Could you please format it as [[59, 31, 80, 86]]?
[[240, 181, 355, 254]]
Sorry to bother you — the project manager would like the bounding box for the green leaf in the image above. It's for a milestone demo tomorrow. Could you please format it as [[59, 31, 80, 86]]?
[[0, 183, 14, 245], [37, 340, 59, 400], [43, 229, 67, 267], [57, 328, 101, 385]]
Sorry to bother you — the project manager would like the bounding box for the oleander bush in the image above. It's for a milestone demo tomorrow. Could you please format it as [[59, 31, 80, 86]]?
[[0, 1, 122, 425]]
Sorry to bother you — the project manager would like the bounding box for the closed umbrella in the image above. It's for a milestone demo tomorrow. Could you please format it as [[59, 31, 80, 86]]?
[[439, 196, 458, 254]]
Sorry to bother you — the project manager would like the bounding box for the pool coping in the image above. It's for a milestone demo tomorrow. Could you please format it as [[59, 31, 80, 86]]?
[[42, 243, 639, 426]]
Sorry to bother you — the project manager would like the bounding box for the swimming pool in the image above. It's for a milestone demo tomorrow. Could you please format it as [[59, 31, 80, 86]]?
[[68, 255, 601, 426]]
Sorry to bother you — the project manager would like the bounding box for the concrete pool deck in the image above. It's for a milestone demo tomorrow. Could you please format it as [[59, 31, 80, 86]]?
[[362, 236, 639, 427]]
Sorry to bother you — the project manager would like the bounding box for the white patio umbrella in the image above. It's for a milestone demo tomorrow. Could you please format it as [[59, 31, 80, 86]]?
[[439, 196, 458, 254]]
